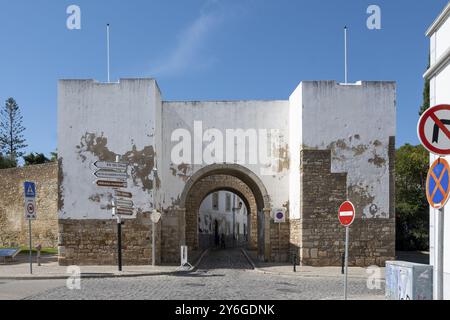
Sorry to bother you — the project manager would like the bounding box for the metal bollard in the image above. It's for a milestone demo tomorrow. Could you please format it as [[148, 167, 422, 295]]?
[[341, 253, 345, 275], [293, 254, 298, 273], [35, 244, 42, 266]]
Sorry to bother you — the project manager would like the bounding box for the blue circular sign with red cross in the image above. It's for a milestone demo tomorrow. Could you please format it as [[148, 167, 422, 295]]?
[[426, 158, 450, 209]]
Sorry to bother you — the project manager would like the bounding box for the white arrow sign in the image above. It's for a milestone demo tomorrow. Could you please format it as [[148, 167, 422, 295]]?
[[94, 170, 128, 180], [116, 198, 134, 208], [94, 161, 128, 172]]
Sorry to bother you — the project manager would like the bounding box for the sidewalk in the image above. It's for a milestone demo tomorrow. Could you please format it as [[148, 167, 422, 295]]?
[[242, 249, 385, 280], [0, 252, 205, 280]]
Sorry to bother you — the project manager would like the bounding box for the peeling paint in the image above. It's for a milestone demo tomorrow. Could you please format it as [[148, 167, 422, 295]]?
[[170, 163, 193, 182], [348, 184, 376, 218], [77, 132, 157, 193], [368, 154, 386, 168], [276, 145, 290, 172], [352, 144, 368, 156]]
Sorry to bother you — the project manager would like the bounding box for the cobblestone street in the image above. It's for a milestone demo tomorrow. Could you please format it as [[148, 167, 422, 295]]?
[[11, 249, 385, 300]]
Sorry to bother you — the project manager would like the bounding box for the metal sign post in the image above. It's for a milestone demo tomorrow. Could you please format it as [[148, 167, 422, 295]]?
[[344, 226, 350, 300], [435, 207, 444, 300], [28, 220, 32, 274], [338, 201, 356, 301], [24, 182, 36, 275], [116, 213, 123, 272]]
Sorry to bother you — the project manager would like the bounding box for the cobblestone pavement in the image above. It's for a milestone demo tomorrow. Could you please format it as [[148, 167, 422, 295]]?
[[21, 249, 383, 300]]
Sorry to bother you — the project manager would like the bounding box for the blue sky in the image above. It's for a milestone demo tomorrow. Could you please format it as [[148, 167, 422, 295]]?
[[0, 0, 448, 157]]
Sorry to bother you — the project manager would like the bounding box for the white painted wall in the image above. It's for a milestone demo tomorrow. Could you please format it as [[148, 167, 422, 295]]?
[[300, 81, 396, 219], [289, 83, 302, 219], [58, 79, 395, 226], [160, 100, 290, 212], [428, 5, 450, 299], [58, 79, 160, 219]]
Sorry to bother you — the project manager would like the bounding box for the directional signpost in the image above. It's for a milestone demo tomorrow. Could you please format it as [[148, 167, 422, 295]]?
[[92, 157, 133, 272], [24, 182, 36, 274], [418, 105, 450, 300], [338, 200, 356, 301]]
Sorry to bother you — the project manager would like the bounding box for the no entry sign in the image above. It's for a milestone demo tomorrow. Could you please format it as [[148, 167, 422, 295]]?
[[426, 158, 450, 209], [338, 201, 356, 227], [418, 105, 450, 156]]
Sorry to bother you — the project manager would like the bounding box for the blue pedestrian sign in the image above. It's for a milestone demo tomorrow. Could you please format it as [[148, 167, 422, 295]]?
[[24, 182, 36, 199], [426, 159, 450, 209]]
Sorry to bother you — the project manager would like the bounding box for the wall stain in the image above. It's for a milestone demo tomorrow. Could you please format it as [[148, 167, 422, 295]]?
[[170, 163, 193, 182], [276, 145, 290, 172], [368, 154, 386, 168], [348, 184, 377, 218], [77, 132, 157, 193]]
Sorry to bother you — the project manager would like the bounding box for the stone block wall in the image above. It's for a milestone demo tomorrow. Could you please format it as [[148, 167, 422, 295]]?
[[0, 163, 58, 248], [299, 149, 395, 267], [58, 212, 161, 266]]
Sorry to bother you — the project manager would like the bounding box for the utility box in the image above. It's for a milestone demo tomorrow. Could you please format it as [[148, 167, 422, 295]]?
[[385, 261, 433, 300]]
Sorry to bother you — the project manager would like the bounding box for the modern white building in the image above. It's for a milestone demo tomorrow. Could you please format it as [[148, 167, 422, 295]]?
[[425, 1, 450, 300], [198, 192, 248, 249]]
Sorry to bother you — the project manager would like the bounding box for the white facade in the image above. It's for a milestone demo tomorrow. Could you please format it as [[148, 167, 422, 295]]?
[[290, 81, 396, 219], [425, 2, 450, 300], [58, 80, 395, 222], [198, 192, 248, 241]]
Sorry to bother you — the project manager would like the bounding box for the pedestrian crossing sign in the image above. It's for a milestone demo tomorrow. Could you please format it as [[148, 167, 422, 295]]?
[[24, 181, 36, 198]]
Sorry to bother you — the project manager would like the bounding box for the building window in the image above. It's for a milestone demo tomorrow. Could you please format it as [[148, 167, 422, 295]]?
[[226, 193, 232, 212], [212, 193, 219, 210]]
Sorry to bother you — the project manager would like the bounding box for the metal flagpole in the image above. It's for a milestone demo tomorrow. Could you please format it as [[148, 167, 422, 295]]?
[[344, 26, 348, 84], [107, 24, 111, 83]]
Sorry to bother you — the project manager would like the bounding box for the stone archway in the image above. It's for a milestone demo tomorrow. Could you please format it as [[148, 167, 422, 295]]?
[[179, 164, 272, 261]]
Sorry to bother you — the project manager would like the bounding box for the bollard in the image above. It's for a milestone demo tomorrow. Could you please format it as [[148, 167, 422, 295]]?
[[293, 254, 298, 273], [35, 244, 42, 266], [341, 253, 345, 275]]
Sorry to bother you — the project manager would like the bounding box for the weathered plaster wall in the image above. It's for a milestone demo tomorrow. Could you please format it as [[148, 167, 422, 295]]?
[[160, 100, 290, 212], [0, 163, 58, 248], [58, 79, 160, 220], [299, 81, 396, 219]]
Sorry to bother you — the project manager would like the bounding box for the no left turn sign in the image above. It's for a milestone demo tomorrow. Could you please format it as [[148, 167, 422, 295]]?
[[418, 105, 450, 156]]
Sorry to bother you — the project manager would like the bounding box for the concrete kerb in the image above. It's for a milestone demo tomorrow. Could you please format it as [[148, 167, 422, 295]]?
[[241, 249, 383, 281], [0, 249, 210, 281]]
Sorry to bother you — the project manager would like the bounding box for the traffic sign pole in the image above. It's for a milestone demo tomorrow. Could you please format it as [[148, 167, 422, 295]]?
[[344, 226, 349, 300], [28, 219, 32, 275], [117, 214, 122, 272], [435, 207, 444, 300], [152, 221, 156, 267]]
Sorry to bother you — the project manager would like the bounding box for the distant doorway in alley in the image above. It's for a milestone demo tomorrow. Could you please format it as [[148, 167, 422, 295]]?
[[198, 191, 249, 250]]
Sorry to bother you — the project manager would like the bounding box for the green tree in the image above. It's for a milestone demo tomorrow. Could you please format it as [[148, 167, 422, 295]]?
[[419, 57, 430, 116], [395, 144, 429, 251], [0, 98, 27, 161], [23, 152, 51, 166], [50, 151, 58, 162], [0, 154, 16, 169]]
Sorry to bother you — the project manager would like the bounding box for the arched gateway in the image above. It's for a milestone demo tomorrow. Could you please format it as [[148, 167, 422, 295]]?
[[178, 164, 272, 261]]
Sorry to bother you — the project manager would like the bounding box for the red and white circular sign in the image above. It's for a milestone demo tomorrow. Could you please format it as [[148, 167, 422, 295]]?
[[338, 201, 356, 227], [418, 105, 450, 156]]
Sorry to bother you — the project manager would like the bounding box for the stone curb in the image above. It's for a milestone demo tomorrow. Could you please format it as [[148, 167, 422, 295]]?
[[241, 249, 384, 281], [0, 249, 210, 281]]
